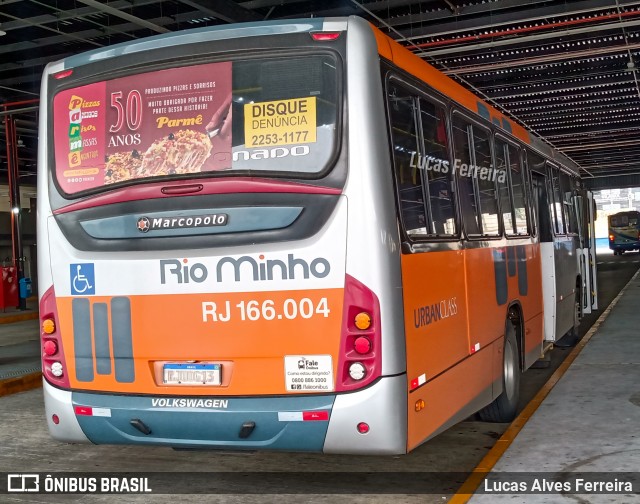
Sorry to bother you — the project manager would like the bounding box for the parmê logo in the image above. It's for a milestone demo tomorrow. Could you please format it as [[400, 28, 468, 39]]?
[[136, 214, 228, 233]]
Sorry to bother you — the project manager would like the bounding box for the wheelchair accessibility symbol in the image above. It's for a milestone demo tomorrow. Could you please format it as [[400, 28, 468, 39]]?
[[70, 263, 95, 295]]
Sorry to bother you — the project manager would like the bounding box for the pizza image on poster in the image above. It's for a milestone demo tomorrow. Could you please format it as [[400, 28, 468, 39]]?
[[53, 61, 232, 194]]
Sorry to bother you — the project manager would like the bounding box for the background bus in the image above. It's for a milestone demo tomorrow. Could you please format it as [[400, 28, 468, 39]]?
[[608, 211, 640, 255], [38, 16, 595, 455]]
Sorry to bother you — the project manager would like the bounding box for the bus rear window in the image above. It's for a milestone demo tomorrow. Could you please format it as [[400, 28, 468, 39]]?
[[610, 215, 634, 227], [52, 54, 339, 195]]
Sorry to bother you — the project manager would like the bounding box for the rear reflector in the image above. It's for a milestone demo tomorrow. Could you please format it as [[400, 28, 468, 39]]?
[[75, 406, 93, 416], [74, 406, 112, 417], [311, 32, 341, 41], [278, 410, 330, 422], [410, 373, 427, 391], [302, 410, 329, 421]]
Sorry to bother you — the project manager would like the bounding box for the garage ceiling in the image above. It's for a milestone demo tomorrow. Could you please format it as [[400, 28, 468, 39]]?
[[1, 0, 640, 190]]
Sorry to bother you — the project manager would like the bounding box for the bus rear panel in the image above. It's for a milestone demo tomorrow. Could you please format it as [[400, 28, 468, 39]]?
[[608, 211, 640, 255], [39, 18, 407, 454]]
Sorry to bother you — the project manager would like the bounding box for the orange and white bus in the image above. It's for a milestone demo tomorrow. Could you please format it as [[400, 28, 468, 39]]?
[[38, 16, 596, 454]]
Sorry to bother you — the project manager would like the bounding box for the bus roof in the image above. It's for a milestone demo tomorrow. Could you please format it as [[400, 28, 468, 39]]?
[[368, 21, 582, 176], [48, 18, 333, 72]]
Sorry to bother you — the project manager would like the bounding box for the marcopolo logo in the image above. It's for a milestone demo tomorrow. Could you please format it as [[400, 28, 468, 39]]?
[[160, 254, 331, 284], [137, 213, 228, 233]]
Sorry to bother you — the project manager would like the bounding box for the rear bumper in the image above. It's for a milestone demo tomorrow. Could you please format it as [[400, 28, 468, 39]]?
[[43, 379, 91, 443], [43, 375, 407, 454], [610, 242, 640, 251]]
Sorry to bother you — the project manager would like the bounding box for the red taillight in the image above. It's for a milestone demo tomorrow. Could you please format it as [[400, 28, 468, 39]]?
[[43, 340, 58, 356], [53, 69, 73, 79], [336, 275, 382, 392], [310, 32, 341, 41], [354, 336, 371, 354], [609, 234, 615, 241], [40, 286, 70, 388]]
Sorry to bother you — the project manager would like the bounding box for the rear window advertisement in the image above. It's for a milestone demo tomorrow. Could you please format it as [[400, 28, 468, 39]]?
[[52, 56, 338, 195]]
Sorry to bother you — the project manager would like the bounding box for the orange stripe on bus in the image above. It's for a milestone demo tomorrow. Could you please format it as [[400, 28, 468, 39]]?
[[55, 289, 344, 396]]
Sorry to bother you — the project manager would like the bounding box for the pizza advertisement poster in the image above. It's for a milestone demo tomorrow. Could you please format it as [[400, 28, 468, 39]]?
[[52, 61, 232, 194]]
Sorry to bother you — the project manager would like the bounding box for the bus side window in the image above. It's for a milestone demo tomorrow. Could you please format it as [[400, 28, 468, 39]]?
[[417, 97, 456, 236], [452, 115, 481, 235], [472, 125, 500, 236], [495, 139, 514, 234], [548, 164, 566, 235], [528, 151, 553, 242], [508, 144, 529, 235], [387, 83, 428, 237], [560, 170, 578, 234]]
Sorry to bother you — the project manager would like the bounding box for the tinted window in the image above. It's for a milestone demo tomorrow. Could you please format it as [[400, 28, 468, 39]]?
[[452, 115, 499, 237], [417, 97, 456, 235], [495, 139, 513, 233], [387, 83, 428, 237], [452, 116, 480, 235], [52, 54, 340, 195], [508, 144, 528, 235], [548, 164, 565, 235], [387, 80, 457, 239], [559, 170, 578, 234]]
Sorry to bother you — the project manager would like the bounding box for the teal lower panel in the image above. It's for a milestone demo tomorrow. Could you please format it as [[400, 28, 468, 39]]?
[[73, 392, 335, 452]]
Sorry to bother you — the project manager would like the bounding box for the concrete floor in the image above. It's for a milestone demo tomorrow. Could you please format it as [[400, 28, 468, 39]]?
[[0, 319, 39, 380], [469, 271, 640, 503]]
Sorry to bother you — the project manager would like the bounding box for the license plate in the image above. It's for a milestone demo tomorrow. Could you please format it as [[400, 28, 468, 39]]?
[[163, 363, 221, 385]]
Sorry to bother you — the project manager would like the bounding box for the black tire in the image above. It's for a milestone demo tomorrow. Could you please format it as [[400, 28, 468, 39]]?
[[478, 322, 520, 422]]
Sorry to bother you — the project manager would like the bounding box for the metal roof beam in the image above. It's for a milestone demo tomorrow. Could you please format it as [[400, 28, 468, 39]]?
[[396, 0, 640, 39], [441, 42, 640, 74], [177, 0, 261, 23], [417, 18, 640, 58], [0, 16, 176, 55], [0, 0, 164, 32], [485, 77, 639, 100], [75, 0, 170, 33]]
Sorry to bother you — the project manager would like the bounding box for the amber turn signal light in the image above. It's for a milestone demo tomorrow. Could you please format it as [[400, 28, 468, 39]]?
[[42, 318, 56, 334], [354, 312, 371, 330]]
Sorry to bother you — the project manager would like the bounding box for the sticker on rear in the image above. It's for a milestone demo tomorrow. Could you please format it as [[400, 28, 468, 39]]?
[[284, 355, 333, 392]]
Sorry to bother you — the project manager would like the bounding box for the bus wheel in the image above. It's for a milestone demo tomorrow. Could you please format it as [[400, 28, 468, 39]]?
[[478, 322, 520, 423]]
